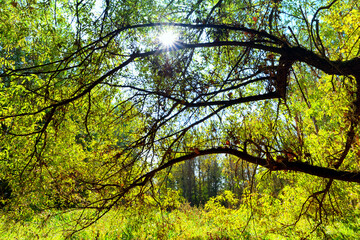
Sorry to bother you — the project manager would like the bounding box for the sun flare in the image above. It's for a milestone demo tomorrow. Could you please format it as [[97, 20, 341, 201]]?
[[158, 30, 178, 48]]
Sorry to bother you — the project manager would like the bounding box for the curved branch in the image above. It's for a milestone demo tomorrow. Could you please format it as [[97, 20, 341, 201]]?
[[137, 148, 360, 184]]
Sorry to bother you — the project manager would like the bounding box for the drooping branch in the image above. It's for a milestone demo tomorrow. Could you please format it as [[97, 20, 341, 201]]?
[[135, 148, 360, 184]]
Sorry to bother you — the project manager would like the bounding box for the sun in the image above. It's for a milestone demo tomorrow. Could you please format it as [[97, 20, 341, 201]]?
[[158, 30, 178, 48]]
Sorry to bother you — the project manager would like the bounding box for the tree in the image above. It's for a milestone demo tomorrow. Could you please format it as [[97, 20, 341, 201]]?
[[168, 155, 222, 206], [1, 0, 360, 234]]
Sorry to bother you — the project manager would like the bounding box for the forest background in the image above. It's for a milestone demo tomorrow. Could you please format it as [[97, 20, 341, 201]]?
[[1, 0, 360, 239]]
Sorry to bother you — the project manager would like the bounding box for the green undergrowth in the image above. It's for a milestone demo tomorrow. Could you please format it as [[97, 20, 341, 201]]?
[[1, 191, 360, 240]]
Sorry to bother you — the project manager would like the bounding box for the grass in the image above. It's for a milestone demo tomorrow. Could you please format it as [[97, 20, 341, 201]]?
[[0, 204, 256, 240], [1, 201, 360, 239]]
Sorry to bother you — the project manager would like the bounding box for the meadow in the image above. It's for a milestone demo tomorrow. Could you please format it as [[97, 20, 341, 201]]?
[[1, 193, 359, 240]]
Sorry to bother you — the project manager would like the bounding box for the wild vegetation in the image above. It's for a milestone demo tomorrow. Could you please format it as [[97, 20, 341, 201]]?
[[1, 0, 360, 238]]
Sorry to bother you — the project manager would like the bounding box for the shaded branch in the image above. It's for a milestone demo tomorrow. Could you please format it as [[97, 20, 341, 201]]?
[[136, 148, 360, 184]]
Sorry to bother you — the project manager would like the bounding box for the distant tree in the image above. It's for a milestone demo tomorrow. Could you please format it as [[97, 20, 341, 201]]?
[[180, 159, 198, 205], [206, 158, 222, 199], [169, 156, 222, 206]]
